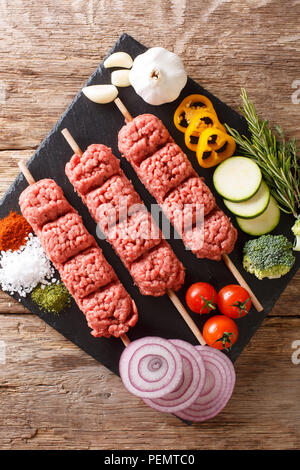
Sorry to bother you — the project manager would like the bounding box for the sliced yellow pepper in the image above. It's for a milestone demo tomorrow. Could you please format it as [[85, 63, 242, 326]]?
[[184, 110, 226, 151], [174, 94, 216, 133], [196, 127, 236, 168]]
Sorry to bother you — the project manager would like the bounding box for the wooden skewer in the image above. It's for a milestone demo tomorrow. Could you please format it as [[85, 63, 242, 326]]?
[[114, 97, 133, 122], [17, 160, 130, 348], [18, 160, 34, 185], [61, 129, 206, 346], [114, 98, 264, 313], [167, 289, 206, 345], [120, 334, 131, 347], [18, 161, 35, 185], [222, 254, 263, 312], [61, 129, 83, 156]]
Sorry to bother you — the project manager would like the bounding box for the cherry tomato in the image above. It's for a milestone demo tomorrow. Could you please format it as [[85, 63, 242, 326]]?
[[217, 285, 251, 319], [185, 282, 217, 314], [203, 315, 238, 350]]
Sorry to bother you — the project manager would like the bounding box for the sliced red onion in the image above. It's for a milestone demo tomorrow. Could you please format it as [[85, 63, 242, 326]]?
[[119, 337, 183, 399], [175, 346, 236, 423], [143, 339, 206, 413]]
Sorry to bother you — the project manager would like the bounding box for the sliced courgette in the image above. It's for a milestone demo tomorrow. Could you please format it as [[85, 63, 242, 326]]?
[[223, 181, 270, 219], [236, 196, 280, 235], [213, 156, 262, 202]]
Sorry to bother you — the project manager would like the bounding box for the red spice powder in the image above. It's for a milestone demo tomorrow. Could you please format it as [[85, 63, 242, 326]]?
[[0, 211, 32, 252]]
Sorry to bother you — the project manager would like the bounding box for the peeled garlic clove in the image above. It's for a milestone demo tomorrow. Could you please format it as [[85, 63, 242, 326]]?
[[82, 85, 118, 104], [111, 69, 131, 87], [104, 52, 133, 69]]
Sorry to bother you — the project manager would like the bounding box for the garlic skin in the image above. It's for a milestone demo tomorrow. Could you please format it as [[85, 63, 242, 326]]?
[[104, 52, 133, 69], [129, 47, 187, 106], [111, 69, 131, 87], [294, 235, 300, 251], [82, 85, 118, 104]]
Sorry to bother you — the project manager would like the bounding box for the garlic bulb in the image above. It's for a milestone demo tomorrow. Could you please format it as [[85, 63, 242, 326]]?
[[129, 47, 187, 106]]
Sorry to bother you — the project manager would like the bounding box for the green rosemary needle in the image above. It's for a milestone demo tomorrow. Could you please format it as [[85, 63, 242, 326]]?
[[226, 88, 300, 218]]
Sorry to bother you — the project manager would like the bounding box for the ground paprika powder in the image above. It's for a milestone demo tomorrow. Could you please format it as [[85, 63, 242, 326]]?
[[0, 211, 32, 251]]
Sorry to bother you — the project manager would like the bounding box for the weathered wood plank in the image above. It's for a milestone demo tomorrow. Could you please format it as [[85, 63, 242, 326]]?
[[0, 151, 32, 197], [0, 0, 299, 149], [0, 314, 299, 449]]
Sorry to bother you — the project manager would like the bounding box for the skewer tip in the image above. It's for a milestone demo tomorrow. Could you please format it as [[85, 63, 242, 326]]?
[[114, 97, 133, 122], [61, 128, 83, 156], [18, 160, 35, 185], [120, 333, 130, 347]]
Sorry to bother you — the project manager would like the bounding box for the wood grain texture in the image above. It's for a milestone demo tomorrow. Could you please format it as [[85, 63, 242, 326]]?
[[0, 0, 299, 450], [0, 314, 299, 450]]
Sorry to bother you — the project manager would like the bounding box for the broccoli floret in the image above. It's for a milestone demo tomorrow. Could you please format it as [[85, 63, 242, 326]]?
[[292, 216, 300, 251], [243, 234, 295, 280]]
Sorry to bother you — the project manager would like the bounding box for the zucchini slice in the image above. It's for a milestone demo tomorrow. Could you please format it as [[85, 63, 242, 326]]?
[[213, 156, 262, 202], [236, 196, 280, 235], [223, 181, 270, 219]]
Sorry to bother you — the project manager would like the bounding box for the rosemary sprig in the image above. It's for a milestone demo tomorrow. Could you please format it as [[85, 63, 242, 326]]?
[[226, 88, 300, 218]]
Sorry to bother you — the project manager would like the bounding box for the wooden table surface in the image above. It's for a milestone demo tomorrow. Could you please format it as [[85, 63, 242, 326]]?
[[0, 0, 299, 450]]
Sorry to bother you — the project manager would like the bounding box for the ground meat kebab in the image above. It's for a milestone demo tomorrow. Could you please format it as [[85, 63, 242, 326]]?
[[19, 179, 138, 338], [65, 144, 185, 296], [118, 114, 237, 260]]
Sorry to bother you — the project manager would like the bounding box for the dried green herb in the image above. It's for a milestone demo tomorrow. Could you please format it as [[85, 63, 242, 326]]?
[[31, 282, 71, 314]]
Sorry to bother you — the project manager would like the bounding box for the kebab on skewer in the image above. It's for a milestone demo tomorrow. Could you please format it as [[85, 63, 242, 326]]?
[[113, 100, 263, 312], [61, 129, 207, 346], [18, 164, 137, 345], [63, 139, 185, 297], [118, 112, 237, 259]]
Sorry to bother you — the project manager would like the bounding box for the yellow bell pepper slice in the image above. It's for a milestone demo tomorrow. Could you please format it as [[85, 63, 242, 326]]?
[[184, 110, 226, 151], [196, 127, 236, 168], [174, 94, 216, 133]]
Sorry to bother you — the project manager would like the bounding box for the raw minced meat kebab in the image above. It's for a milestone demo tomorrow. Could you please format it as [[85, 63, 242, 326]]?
[[19, 178, 138, 338], [118, 113, 237, 260], [65, 143, 185, 297]]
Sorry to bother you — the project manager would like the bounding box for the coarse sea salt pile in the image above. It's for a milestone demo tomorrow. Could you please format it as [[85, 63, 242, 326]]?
[[0, 233, 57, 297]]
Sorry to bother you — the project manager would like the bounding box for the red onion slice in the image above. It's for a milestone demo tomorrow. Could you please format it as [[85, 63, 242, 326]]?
[[119, 337, 183, 399], [143, 339, 206, 413], [175, 346, 236, 423]]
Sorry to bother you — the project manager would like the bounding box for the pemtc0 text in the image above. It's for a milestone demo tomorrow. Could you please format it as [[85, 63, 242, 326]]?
[[104, 453, 195, 467]]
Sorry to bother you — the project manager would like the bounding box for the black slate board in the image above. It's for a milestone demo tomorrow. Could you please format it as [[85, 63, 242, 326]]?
[[1, 33, 299, 377]]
